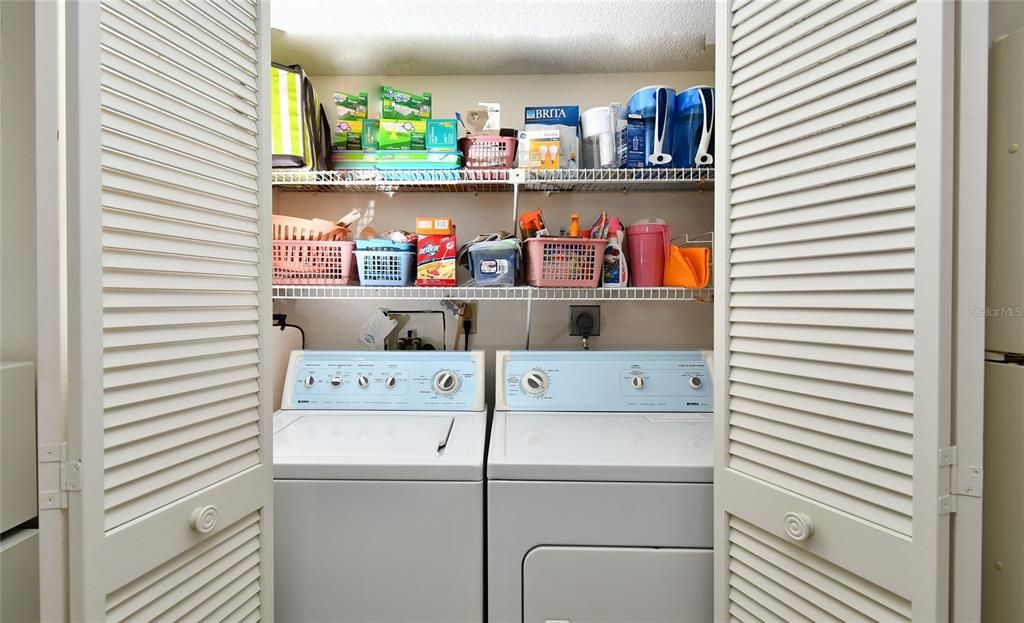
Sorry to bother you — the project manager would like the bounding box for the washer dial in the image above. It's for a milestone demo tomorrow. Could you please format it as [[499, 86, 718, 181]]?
[[433, 370, 461, 396], [688, 376, 703, 389], [303, 374, 316, 388], [357, 374, 370, 388], [520, 369, 550, 396], [630, 373, 646, 390], [330, 376, 343, 388], [384, 375, 398, 389]]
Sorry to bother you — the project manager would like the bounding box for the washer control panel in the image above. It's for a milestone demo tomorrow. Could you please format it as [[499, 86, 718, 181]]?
[[497, 350, 712, 412], [282, 351, 484, 411]]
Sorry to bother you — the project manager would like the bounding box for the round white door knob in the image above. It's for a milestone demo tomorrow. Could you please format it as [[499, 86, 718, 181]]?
[[190, 505, 219, 534], [783, 512, 814, 541]]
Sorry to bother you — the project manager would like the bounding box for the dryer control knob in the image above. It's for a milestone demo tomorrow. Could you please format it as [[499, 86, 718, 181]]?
[[520, 370, 550, 396], [433, 371, 460, 396], [384, 375, 397, 389], [630, 374, 646, 390], [330, 376, 343, 388], [688, 376, 703, 389], [303, 374, 316, 388], [357, 374, 370, 388]]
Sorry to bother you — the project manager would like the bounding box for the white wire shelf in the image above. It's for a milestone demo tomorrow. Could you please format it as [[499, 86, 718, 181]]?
[[271, 169, 511, 193], [271, 168, 713, 193], [272, 285, 713, 302], [521, 167, 713, 192]]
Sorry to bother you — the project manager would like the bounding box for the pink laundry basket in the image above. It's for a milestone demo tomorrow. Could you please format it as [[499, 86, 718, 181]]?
[[273, 240, 355, 285], [459, 136, 518, 169], [524, 237, 607, 288]]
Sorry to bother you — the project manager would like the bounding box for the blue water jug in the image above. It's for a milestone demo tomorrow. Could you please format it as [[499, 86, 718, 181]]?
[[627, 86, 676, 167], [672, 86, 715, 168]]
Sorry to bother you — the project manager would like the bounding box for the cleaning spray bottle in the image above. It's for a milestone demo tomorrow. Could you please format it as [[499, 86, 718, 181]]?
[[602, 217, 629, 287]]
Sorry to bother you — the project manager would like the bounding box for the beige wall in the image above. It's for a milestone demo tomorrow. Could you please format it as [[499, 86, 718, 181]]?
[[1, 0, 37, 362], [991, 0, 1024, 41], [273, 71, 716, 400]]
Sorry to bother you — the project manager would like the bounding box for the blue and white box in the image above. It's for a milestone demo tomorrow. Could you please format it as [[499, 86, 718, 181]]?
[[524, 105, 580, 169], [625, 113, 646, 168]]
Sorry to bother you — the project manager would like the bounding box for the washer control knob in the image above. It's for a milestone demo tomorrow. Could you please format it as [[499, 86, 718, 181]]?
[[688, 376, 703, 389], [520, 370, 550, 396], [384, 375, 397, 389], [357, 374, 370, 388], [631, 374, 646, 390], [330, 376, 343, 388], [433, 371, 460, 395], [303, 374, 316, 388]]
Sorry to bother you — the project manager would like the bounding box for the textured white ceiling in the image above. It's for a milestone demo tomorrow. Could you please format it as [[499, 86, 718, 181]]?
[[271, 0, 715, 76]]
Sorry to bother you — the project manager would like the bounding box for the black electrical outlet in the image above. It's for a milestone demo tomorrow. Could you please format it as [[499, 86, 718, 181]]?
[[570, 305, 601, 337]]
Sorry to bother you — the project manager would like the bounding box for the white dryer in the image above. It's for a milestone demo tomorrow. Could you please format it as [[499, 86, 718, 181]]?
[[488, 350, 714, 623], [274, 350, 486, 623]]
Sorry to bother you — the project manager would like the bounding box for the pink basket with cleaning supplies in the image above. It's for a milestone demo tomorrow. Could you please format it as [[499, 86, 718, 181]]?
[[273, 240, 356, 285], [459, 136, 518, 169], [524, 237, 608, 288]]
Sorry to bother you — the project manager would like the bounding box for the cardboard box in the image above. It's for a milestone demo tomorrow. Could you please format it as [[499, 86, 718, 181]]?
[[379, 119, 426, 150], [381, 85, 432, 120], [378, 118, 459, 151], [416, 217, 454, 235], [517, 130, 561, 169], [334, 91, 368, 150], [426, 119, 458, 152], [362, 120, 379, 150], [524, 105, 580, 169], [417, 221, 457, 286]]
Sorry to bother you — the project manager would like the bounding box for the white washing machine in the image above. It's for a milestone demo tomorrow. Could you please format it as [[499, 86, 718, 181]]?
[[488, 350, 714, 623], [274, 350, 486, 623]]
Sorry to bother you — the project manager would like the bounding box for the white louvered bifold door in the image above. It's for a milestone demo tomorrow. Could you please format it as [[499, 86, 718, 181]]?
[[66, 1, 272, 619], [714, 1, 954, 621]]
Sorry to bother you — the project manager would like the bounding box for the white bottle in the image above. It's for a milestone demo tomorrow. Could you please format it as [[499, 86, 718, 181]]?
[[602, 217, 629, 287]]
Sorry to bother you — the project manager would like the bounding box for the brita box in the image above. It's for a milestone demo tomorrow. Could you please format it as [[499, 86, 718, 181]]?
[[524, 105, 580, 169]]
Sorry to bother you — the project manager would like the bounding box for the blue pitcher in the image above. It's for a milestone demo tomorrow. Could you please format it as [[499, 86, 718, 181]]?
[[672, 86, 715, 168], [627, 86, 676, 167]]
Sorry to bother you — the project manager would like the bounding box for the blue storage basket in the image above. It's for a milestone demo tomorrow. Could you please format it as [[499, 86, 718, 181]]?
[[354, 250, 416, 286]]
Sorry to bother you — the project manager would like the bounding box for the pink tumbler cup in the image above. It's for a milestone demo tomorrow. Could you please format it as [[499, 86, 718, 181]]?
[[625, 221, 671, 286]]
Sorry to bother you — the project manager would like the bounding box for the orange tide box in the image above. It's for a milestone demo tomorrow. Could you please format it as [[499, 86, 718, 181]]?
[[416, 218, 456, 286]]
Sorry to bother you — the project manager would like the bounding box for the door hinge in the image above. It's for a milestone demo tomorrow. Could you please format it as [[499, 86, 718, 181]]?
[[938, 446, 983, 515], [38, 442, 81, 510]]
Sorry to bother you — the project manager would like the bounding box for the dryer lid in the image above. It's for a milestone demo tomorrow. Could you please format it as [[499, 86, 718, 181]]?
[[487, 412, 712, 483], [273, 411, 484, 481]]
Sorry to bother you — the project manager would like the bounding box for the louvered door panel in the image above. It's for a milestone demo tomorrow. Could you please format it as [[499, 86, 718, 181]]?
[[728, 517, 911, 623], [67, 0, 271, 619], [716, 1, 952, 620], [105, 513, 263, 622]]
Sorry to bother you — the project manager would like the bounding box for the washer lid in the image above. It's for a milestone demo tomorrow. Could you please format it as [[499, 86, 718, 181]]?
[[487, 412, 712, 483], [273, 411, 485, 481]]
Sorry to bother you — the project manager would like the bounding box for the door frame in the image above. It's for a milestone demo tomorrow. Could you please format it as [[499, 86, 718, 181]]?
[[951, 1, 990, 621], [34, 0, 70, 620]]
